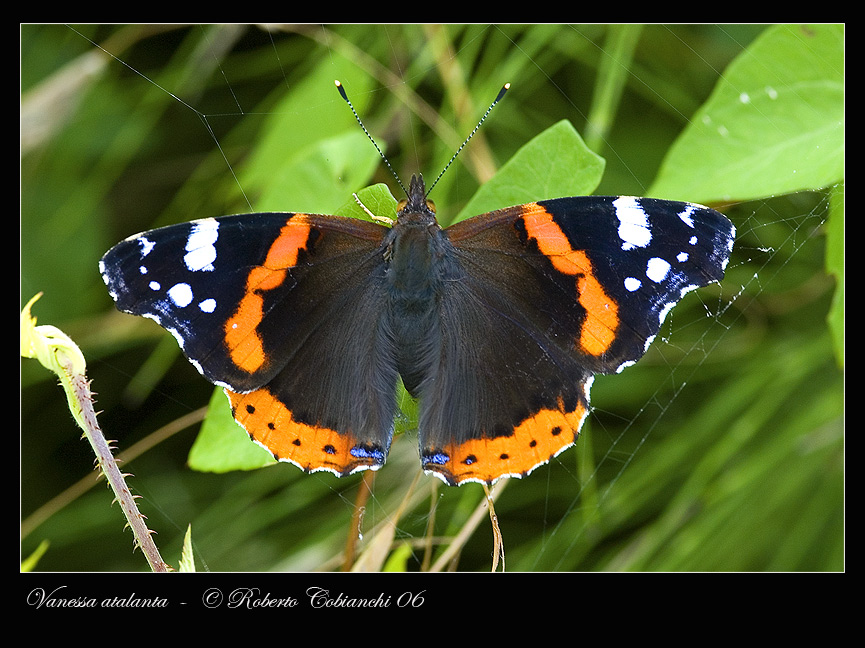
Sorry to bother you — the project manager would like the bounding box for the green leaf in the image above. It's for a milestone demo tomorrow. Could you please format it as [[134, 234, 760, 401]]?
[[334, 183, 398, 223], [382, 542, 413, 572], [455, 119, 605, 222], [178, 525, 196, 572], [188, 389, 274, 472], [251, 130, 383, 214], [650, 24, 844, 203], [21, 539, 50, 572]]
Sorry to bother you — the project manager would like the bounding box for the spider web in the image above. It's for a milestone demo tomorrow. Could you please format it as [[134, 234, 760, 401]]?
[[20, 24, 843, 575]]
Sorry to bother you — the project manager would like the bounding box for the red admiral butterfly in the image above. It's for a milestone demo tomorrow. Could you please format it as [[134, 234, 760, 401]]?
[[100, 82, 735, 486]]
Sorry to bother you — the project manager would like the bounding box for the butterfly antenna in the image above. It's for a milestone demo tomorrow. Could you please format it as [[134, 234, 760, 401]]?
[[426, 82, 510, 197], [335, 80, 408, 197]]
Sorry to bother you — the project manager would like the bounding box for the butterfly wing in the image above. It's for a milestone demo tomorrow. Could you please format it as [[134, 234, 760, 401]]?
[[418, 197, 735, 485], [100, 212, 401, 476]]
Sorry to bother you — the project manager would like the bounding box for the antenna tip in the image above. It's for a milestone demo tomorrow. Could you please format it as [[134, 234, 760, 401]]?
[[335, 79, 349, 102], [496, 83, 510, 102]]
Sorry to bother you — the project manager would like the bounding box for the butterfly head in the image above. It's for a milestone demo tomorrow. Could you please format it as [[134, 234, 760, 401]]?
[[397, 174, 436, 223]]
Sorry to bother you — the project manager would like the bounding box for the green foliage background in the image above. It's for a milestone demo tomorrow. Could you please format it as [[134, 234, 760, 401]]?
[[21, 24, 843, 572]]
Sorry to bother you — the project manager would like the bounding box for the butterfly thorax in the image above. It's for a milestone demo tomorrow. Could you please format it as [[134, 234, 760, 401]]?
[[385, 174, 443, 303]]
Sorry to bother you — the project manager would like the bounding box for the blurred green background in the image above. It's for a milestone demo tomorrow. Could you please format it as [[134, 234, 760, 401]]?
[[21, 24, 843, 572]]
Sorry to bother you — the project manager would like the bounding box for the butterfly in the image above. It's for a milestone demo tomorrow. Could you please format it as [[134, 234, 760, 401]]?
[[100, 82, 735, 485]]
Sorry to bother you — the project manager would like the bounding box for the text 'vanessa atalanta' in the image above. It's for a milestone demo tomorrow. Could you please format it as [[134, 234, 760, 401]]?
[[99, 82, 735, 486]]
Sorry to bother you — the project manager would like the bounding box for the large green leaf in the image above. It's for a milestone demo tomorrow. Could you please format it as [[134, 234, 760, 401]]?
[[455, 119, 605, 222], [650, 24, 843, 203]]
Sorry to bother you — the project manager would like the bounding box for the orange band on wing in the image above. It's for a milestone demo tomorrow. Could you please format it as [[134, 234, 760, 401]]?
[[227, 386, 384, 476], [224, 215, 311, 373], [520, 204, 619, 356], [423, 396, 588, 485]]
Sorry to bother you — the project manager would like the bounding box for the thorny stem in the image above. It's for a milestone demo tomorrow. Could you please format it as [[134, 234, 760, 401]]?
[[22, 294, 170, 572], [70, 367, 170, 572]]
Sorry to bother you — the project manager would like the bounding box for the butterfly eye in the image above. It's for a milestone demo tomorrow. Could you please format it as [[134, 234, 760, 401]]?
[[426, 199, 436, 213], [397, 199, 408, 211]]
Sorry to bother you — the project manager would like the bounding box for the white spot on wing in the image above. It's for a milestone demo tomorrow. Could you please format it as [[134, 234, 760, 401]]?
[[678, 204, 696, 228], [168, 282, 193, 308], [646, 257, 671, 283], [184, 218, 219, 272], [138, 237, 155, 257], [613, 197, 651, 250]]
